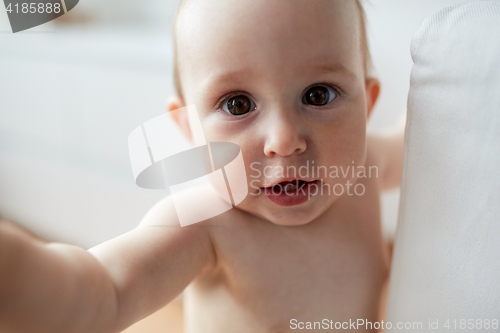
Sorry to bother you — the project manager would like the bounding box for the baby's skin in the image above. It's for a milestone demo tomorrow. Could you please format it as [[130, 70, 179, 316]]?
[[0, 0, 404, 332]]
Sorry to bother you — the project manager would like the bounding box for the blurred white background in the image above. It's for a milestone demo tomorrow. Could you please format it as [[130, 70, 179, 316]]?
[[0, 0, 473, 248]]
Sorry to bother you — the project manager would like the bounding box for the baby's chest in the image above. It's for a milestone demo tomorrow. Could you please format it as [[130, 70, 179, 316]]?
[[220, 195, 383, 289], [223, 226, 382, 297], [205, 215, 386, 318]]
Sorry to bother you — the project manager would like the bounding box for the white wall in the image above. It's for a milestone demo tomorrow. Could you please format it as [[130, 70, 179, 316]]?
[[0, 0, 472, 248]]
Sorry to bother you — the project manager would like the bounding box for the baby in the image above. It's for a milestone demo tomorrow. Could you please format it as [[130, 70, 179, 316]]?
[[0, 0, 405, 332]]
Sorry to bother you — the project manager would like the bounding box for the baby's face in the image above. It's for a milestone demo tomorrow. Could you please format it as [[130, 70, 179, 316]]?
[[174, 0, 377, 226]]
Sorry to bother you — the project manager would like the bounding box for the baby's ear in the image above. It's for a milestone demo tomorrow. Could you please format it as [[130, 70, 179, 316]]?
[[167, 96, 193, 144], [365, 78, 381, 119]]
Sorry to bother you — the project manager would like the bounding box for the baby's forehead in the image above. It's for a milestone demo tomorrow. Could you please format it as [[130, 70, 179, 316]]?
[[176, 0, 359, 44], [174, 0, 363, 99]]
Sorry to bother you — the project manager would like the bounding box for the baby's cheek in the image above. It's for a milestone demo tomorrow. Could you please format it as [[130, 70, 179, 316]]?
[[322, 121, 366, 174]]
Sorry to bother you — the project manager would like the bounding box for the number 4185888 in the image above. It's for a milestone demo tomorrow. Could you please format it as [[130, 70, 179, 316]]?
[[6, 3, 62, 14], [444, 319, 499, 330]]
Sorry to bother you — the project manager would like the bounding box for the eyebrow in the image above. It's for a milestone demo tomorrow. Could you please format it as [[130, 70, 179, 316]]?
[[308, 63, 358, 81], [202, 69, 254, 89]]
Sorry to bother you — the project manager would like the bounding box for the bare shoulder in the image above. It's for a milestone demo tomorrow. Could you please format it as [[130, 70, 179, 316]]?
[[129, 186, 222, 273], [139, 184, 232, 228], [137, 194, 181, 228]]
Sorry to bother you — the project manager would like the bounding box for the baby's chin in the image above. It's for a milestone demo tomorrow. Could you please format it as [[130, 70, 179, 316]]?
[[266, 215, 316, 227], [241, 193, 334, 227]]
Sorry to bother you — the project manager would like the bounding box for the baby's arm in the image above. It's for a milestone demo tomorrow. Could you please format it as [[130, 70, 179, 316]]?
[[0, 196, 215, 332], [367, 114, 406, 190], [89, 196, 216, 330]]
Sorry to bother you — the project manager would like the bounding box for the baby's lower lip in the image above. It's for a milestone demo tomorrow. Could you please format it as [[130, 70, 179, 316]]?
[[262, 180, 319, 207]]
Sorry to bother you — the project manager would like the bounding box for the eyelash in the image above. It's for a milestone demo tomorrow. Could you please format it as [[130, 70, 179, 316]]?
[[216, 83, 342, 114]]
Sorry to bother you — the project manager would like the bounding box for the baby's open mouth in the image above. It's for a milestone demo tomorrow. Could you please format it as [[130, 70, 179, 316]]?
[[261, 179, 320, 207]]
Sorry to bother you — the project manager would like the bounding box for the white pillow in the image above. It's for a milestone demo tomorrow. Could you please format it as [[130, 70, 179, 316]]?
[[386, 1, 500, 328]]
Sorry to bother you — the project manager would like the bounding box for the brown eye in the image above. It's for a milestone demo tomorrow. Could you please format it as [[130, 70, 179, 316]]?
[[223, 95, 256, 115], [303, 85, 337, 106]]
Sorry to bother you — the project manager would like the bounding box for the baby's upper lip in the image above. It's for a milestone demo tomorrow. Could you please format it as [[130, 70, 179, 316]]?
[[261, 178, 317, 188]]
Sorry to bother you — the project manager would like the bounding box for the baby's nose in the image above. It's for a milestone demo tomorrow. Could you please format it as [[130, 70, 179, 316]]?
[[262, 109, 307, 157]]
